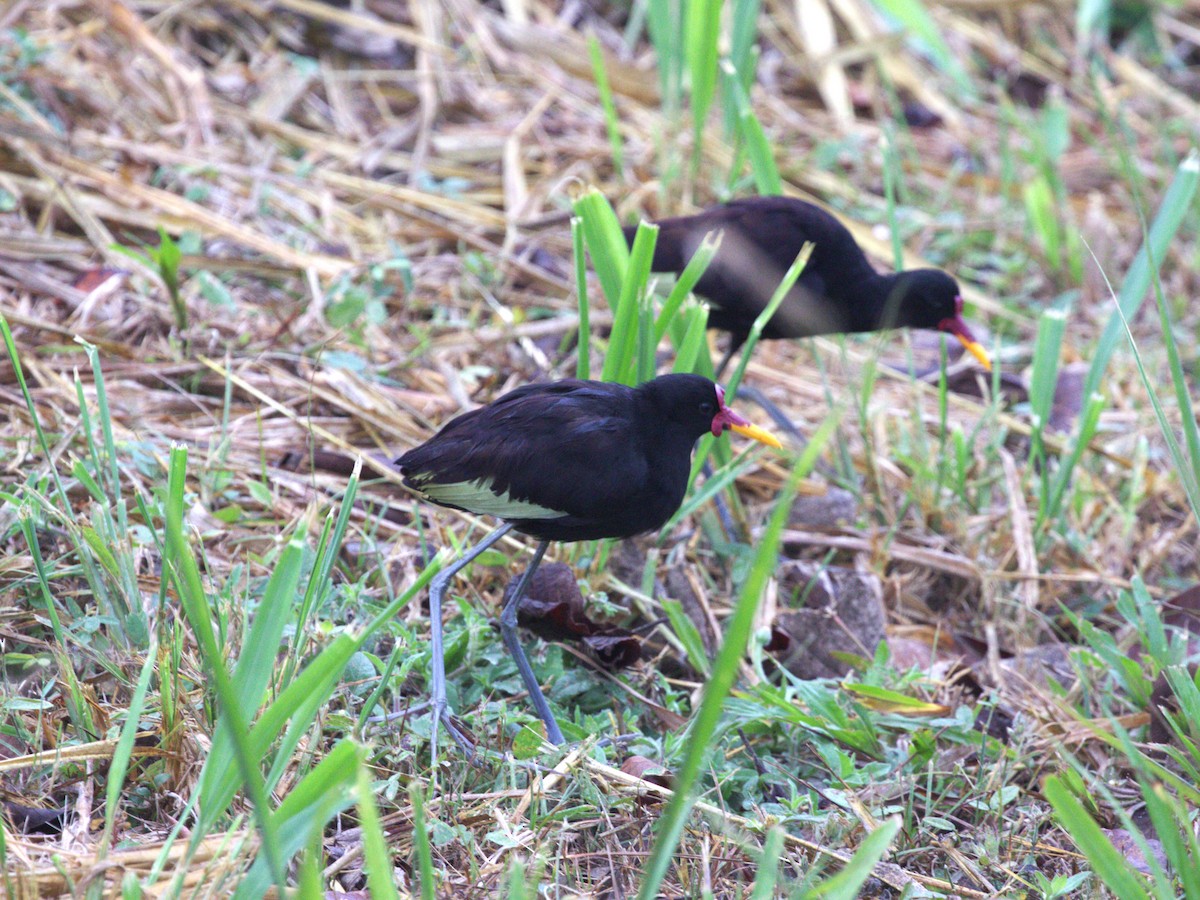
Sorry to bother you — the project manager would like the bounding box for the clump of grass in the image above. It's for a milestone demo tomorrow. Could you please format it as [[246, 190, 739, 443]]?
[[4, 0, 1200, 894]]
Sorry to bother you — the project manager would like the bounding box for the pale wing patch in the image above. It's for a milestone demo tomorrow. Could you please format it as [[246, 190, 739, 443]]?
[[417, 477, 563, 519]]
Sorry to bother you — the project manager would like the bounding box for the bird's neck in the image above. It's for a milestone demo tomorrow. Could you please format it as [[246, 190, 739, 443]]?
[[859, 271, 911, 331]]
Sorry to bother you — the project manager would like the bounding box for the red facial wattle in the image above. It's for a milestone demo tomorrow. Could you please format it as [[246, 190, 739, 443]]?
[[937, 296, 992, 370], [711, 384, 783, 448]]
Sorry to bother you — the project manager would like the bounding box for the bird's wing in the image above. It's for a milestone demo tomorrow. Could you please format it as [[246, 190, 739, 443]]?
[[398, 383, 646, 520]]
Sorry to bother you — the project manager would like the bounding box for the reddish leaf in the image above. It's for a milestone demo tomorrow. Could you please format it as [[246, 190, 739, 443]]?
[[620, 754, 672, 786], [581, 633, 641, 670], [621, 755, 672, 805], [507, 563, 640, 669], [512, 563, 596, 639], [72, 267, 127, 294]]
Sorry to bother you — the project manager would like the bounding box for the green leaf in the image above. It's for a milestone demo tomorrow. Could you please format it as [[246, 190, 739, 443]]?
[[662, 598, 711, 678], [637, 414, 837, 900], [573, 189, 629, 311], [80, 525, 122, 580], [588, 34, 624, 180], [867, 0, 974, 96], [808, 818, 901, 900], [1044, 775, 1151, 900], [1083, 151, 1199, 401], [408, 782, 435, 900]]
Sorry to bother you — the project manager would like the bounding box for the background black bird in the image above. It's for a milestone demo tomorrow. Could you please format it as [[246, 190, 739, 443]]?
[[624, 196, 991, 372], [397, 374, 780, 757]]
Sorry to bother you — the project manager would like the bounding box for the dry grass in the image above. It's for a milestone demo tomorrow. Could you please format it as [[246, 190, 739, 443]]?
[[2, 0, 1199, 896]]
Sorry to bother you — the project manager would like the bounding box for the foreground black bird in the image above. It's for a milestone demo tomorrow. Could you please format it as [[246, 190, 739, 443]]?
[[397, 374, 780, 756], [624, 196, 991, 372]]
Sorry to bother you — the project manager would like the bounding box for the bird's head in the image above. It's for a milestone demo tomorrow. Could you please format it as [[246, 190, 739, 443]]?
[[889, 270, 991, 370], [710, 383, 781, 446], [646, 375, 781, 448]]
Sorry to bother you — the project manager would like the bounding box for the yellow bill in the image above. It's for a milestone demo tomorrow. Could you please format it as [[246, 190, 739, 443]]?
[[730, 421, 783, 449], [956, 334, 992, 371]]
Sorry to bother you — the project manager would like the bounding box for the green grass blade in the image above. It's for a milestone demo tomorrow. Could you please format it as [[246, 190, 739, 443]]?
[[409, 782, 435, 900], [669, 303, 710, 375], [296, 835, 323, 897], [79, 339, 122, 499], [506, 858, 531, 900], [663, 446, 758, 534], [685, 0, 722, 160], [203, 632, 359, 822], [233, 533, 306, 716], [588, 34, 624, 180], [1140, 780, 1200, 898], [604, 221, 658, 385], [636, 290, 656, 385], [661, 598, 711, 679], [1081, 151, 1199, 401], [167, 448, 284, 887], [18, 511, 94, 739], [1037, 391, 1104, 535], [653, 230, 721, 344], [725, 242, 814, 401], [866, 0, 974, 96], [102, 638, 157, 847], [360, 558, 443, 637], [291, 460, 360, 662], [1155, 293, 1200, 509], [572, 217, 591, 380], [244, 560, 436, 808], [359, 760, 401, 900], [1044, 775, 1152, 900], [0, 313, 70, 509], [645, 0, 684, 120], [748, 826, 784, 900], [1163, 666, 1200, 744], [232, 740, 360, 899], [1028, 306, 1067, 467], [195, 532, 307, 832], [573, 189, 629, 311], [636, 414, 837, 900], [807, 818, 901, 900], [1110, 283, 1200, 517], [720, 59, 781, 196], [728, 0, 761, 101]]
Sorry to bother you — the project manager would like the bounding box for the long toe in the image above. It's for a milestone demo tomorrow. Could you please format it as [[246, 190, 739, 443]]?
[[442, 709, 477, 759]]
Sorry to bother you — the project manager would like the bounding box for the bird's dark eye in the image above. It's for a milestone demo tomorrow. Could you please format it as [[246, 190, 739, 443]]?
[[699, 401, 715, 416]]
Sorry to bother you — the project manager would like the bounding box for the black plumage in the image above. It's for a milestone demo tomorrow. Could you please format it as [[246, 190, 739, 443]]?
[[625, 196, 990, 369], [396, 374, 779, 755], [400, 376, 775, 541]]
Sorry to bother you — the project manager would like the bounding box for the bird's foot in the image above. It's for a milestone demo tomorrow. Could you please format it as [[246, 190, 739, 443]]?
[[430, 698, 477, 770]]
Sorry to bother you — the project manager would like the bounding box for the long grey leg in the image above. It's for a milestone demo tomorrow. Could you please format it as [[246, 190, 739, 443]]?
[[498, 541, 565, 745], [429, 522, 514, 767]]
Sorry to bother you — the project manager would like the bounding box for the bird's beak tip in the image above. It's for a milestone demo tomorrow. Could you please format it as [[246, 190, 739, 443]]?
[[958, 335, 992, 371], [730, 421, 783, 449]]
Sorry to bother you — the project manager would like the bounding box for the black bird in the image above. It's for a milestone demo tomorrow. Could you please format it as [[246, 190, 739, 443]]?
[[396, 374, 780, 757], [624, 196, 991, 373]]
